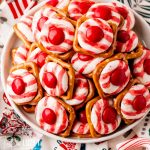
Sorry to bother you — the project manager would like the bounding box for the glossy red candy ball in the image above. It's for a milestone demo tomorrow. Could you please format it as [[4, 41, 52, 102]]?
[[116, 7, 128, 19], [42, 108, 56, 124], [102, 107, 117, 124], [48, 27, 65, 45], [78, 53, 93, 61], [117, 30, 130, 43], [133, 95, 146, 111], [86, 26, 104, 43], [43, 72, 57, 88], [79, 1, 94, 14], [12, 78, 25, 95], [94, 6, 112, 21], [37, 52, 47, 67], [144, 59, 150, 75], [110, 68, 127, 86], [79, 110, 87, 124]]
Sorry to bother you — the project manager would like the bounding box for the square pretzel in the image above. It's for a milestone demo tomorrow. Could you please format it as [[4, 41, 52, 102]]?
[[10, 62, 43, 105], [46, 55, 75, 100]]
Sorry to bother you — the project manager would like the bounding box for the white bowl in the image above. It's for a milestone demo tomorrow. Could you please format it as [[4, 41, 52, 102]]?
[[1, 0, 150, 143]]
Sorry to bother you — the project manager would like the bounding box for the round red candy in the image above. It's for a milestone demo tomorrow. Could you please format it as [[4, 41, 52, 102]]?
[[110, 68, 127, 86], [144, 59, 150, 75], [37, 16, 48, 32], [133, 95, 146, 111], [117, 30, 130, 43], [48, 27, 65, 45], [86, 26, 104, 43], [79, 110, 87, 124], [116, 7, 128, 19], [12, 78, 26, 95], [78, 53, 93, 61], [42, 108, 56, 124], [102, 107, 117, 124], [46, 0, 58, 7], [94, 6, 112, 21], [79, 1, 94, 14], [37, 52, 47, 67], [43, 72, 57, 88]]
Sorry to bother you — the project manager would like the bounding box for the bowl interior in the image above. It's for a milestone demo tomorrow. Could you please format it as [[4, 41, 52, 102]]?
[[1, 0, 150, 143]]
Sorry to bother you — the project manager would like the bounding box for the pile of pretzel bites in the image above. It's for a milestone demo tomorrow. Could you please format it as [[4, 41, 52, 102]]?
[[6, 0, 150, 138]]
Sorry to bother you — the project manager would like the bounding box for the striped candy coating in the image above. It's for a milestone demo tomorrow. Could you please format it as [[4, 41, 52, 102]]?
[[14, 46, 29, 64], [133, 48, 150, 88], [35, 96, 68, 134], [86, 3, 121, 26], [68, 0, 95, 21], [91, 98, 121, 134], [78, 18, 113, 55], [7, 69, 38, 105], [112, 2, 135, 30], [71, 53, 105, 75], [39, 62, 68, 97], [99, 60, 131, 95], [17, 15, 34, 42], [65, 73, 89, 106], [121, 84, 150, 120], [40, 15, 75, 54]]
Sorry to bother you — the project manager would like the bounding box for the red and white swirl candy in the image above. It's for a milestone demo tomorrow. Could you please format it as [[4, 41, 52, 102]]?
[[17, 16, 34, 43], [71, 53, 105, 75], [39, 62, 68, 96], [116, 30, 138, 53], [13, 46, 29, 64], [112, 2, 135, 30], [91, 98, 121, 134], [72, 110, 89, 135], [68, 0, 95, 21], [121, 84, 150, 120], [65, 73, 89, 106], [28, 48, 48, 68], [40, 15, 75, 54], [78, 18, 113, 55], [133, 48, 150, 88], [6, 69, 38, 105], [46, 0, 70, 9], [32, 6, 56, 41], [116, 138, 150, 150], [86, 3, 121, 26], [99, 59, 130, 95], [35, 96, 68, 134]]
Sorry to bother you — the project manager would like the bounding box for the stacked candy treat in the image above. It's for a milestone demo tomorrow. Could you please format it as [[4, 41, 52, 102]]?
[[6, 0, 150, 138]]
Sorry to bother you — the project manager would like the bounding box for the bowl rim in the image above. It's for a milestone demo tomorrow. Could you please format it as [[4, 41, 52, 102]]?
[[1, 0, 150, 143]]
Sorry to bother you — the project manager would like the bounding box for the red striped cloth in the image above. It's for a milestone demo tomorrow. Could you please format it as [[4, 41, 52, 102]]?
[[5, 0, 38, 19]]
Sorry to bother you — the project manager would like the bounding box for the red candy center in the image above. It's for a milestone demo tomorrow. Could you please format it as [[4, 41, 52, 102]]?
[[79, 1, 94, 14], [78, 53, 93, 61], [133, 95, 146, 111], [102, 107, 117, 124], [42, 108, 56, 124], [37, 16, 48, 31], [48, 27, 65, 45], [144, 59, 150, 75], [110, 68, 127, 86], [43, 72, 57, 88], [12, 78, 25, 95], [94, 6, 112, 21], [86, 26, 104, 43], [117, 30, 130, 43], [37, 52, 47, 67], [79, 110, 87, 124], [116, 7, 128, 19], [46, 0, 58, 7]]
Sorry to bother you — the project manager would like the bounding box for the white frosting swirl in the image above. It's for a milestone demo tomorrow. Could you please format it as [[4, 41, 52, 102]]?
[[7, 69, 38, 104], [39, 62, 68, 96], [78, 18, 113, 54], [121, 84, 150, 119], [35, 96, 68, 134]]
